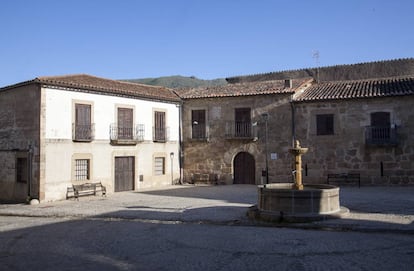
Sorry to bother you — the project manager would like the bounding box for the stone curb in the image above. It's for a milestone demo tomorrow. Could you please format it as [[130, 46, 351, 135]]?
[[1, 208, 413, 235]]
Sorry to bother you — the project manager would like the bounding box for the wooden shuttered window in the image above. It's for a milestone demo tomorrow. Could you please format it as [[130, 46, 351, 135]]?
[[154, 157, 165, 175], [75, 104, 92, 141], [118, 108, 134, 139], [154, 111, 166, 141]]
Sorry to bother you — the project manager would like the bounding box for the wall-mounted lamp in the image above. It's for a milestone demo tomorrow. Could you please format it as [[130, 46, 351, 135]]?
[[170, 152, 174, 185]]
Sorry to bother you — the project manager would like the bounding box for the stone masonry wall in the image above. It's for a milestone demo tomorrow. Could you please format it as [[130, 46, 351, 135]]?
[[294, 96, 414, 185], [0, 84, 41, 202], [182, 94, 295, 184]]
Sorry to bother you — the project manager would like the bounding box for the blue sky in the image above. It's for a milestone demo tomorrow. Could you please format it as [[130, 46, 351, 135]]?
[[1, 0, 413, 86]]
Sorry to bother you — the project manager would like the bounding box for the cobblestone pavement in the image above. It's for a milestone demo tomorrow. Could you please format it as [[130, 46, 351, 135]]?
[[0, 184, 414, 232], [1, 185, 414, 271]]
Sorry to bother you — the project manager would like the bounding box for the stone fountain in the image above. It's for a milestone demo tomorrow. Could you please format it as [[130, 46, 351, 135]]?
[[250, 140, 348, 222]]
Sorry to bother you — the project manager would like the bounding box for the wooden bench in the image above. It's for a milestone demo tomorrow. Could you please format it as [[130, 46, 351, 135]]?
[[67, 182, 107, 200], [191, 173, 218, 185], [327, 173, 361, 188]]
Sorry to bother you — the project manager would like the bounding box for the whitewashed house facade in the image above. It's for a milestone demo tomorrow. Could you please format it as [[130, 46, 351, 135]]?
[[0, 74, 181, 202]]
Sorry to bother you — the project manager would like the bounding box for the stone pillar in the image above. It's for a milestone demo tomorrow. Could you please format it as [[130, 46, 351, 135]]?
[[289, 140, 308, 190], [293, 152, 304, 190]]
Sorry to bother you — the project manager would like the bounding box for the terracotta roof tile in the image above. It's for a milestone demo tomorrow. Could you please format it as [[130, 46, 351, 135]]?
[[176, 78, 312, 99], [294, 76, 414, 102], [2, 74, 181, 102]]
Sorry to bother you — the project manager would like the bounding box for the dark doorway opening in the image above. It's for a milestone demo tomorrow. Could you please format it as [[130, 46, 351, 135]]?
[[233, 152, 255, 184]]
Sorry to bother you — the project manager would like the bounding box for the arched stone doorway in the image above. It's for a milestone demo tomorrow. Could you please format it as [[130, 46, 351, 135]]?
[[233, 152, 256, 184]]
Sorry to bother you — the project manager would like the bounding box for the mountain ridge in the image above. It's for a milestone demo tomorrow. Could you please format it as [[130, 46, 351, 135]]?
[[123, 75, 227, 89]]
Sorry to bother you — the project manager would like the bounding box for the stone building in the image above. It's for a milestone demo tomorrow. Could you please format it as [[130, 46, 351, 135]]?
[[293, 76, 414, 185], [176, 78, 312, 185], [0, 75, 181, 202], [1, 58, 413, 203], [179, 58, 414, 186]]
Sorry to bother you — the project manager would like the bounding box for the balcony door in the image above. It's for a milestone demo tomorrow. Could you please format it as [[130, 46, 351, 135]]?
[[118, 108, 133, 140], [154, 111, 166, 141], [371, 112, 391, 140], [235, 108, 251, 137], [75, 103, 92, 141]]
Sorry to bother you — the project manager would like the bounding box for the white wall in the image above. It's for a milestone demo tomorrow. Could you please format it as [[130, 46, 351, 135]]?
[[44, 87, 179, 141], [42, 87, 181, 201]]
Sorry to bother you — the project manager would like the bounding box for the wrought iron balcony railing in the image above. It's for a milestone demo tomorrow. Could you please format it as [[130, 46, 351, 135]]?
[[225, 121, 257, 140], [72, 123, 95, 142], [365, 126, 398, 146], [110, 123, 145, 144], [153, 127, 170, 142], [191, 125, 208, 140]]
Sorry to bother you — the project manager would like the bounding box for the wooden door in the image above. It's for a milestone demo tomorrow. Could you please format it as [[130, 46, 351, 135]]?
[[233, 152, 255, 184], [114, 156, 135, 192]]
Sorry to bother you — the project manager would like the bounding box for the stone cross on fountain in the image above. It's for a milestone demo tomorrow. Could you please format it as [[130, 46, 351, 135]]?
[[289, 140, 308, 190]]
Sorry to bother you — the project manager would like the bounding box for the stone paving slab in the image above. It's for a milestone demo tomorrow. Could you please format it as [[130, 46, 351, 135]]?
[[0, 185, 413, 233]]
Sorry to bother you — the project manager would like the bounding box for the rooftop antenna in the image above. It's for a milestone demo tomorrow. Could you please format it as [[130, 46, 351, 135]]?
[[312, 50, 320, 84]]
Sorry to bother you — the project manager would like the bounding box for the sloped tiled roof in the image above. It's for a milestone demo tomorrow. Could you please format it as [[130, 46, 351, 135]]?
[[226, 58, 414, 83], [1, 74, 181, 102], [176, 78, 312, 99], [294, 76, 414, 102]]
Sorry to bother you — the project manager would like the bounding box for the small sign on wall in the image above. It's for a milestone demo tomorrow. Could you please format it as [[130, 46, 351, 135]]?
[[271, 153, 278, 160]]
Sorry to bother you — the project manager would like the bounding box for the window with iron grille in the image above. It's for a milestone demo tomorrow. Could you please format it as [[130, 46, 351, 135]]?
[[75, 159, 90, 180], [316, 114, 334, 135], [16, 157, 28, 183], [191, 109, 206, 139], [154, 157, 165, 175]]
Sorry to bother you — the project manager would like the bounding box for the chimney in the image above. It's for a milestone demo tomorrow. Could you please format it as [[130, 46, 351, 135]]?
[[284, 79, 292, 88]]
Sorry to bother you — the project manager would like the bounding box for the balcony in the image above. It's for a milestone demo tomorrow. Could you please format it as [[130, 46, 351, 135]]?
[[110, 123, 145, 145], [365, 126, 398, 146], [153, 127, 170, 142], [191, 125, 208, 140], [225, 121, 257, 140], [72, 123, 95, 142]]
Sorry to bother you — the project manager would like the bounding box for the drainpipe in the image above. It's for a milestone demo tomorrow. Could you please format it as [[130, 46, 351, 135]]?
[[28, 145, 33, 199], [177, 102, 184, 184]]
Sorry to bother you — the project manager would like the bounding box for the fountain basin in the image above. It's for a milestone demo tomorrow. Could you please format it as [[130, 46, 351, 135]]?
[[251, 183, 348, 222]]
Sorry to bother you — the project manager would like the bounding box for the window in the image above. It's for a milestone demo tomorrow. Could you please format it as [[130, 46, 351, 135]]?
[[371, 112, 390, 127], [74, 103, 93, 141], [154, 157, 165, 175], [366, 112, 397, 145], [191, 109, 206, 139], [75, 159, 90, 181], [154, 111, 166, 142], [118, 108, 134, 139], [316, 114, 334, 135], [16, 157, 28, 183], [235, 108, 251, 137]]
